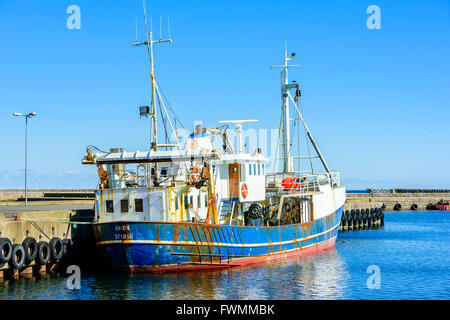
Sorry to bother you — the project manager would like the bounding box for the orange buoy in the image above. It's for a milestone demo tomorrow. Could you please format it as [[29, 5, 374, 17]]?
[[192, 167, 200, 182], [241, 183, 248, 199]]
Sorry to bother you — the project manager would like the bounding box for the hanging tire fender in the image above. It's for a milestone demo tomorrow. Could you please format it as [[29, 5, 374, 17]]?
[[49, 237, 64, 262], [36, 241, 51, 265], [9, 244, 25, 269], [0, 238, 13, 264], [22, 237, 38, 264]]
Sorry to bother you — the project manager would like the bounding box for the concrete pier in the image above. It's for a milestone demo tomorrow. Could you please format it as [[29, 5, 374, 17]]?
[[0, 208, 96, 281], [347, 191, 450, 211], [0, 189, 95, 201]]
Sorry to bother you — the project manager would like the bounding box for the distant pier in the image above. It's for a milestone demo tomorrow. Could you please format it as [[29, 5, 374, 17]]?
[[347, 188, 450, 211]]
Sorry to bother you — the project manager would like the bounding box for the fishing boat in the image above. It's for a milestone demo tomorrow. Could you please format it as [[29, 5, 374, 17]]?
[[81, 12, 346, 273]]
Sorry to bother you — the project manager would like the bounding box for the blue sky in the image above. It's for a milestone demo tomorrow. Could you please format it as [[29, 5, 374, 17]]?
[[0, 0, 449, 189]]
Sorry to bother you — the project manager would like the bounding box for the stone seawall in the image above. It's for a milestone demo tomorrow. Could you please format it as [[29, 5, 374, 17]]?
[[0, 189, 95, 201], [347, 192, 450, 211]]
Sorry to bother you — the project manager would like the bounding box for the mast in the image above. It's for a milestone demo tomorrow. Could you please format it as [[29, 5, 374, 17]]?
[[271, 39, 332, 176], [149, 31, 158, 151], [133, 0, 172, 152], [271, 38, 300, 173]]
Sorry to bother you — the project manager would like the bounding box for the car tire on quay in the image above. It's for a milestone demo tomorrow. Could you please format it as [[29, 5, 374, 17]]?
[[0, 237, 13, 268], [22, 237, 38, 265], [9, 244, 25, 269], [49, 237, 64, 262], [36, 241, 51, 265]]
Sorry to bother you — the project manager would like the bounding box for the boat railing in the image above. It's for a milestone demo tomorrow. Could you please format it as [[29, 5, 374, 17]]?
[[266, 171, 341, 194]]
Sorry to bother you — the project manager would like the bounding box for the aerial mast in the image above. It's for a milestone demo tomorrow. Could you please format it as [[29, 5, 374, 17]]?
[[133, 0, 172, 151], [271, 38, 300, 173], [272, 39, 332, 176]]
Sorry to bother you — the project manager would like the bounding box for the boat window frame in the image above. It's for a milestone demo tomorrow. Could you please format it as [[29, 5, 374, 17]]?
[[105, 200, 114, 214], [134, 198, 143, 213], [120, 199, 129, 213], [160, 167, 169, 177]]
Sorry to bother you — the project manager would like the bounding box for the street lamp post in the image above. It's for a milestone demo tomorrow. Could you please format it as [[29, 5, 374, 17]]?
[[13, 112, 36, 206]]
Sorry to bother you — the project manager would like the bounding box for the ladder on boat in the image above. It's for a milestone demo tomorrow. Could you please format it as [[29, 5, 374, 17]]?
[[170, 224, 243, 267], [218, 200, 236, 225]]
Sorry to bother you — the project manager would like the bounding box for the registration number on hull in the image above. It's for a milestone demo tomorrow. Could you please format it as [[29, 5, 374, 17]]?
[[113, 225, 134, 240]]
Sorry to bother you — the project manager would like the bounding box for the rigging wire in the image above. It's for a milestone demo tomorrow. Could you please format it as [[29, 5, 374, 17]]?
[[298, 97, 314, 174], [272, 111, 283, 174], [86, 145, 108, 154], [156, 88, 169, 144]]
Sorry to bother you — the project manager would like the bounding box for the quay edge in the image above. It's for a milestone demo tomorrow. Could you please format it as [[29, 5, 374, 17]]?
[[346, 191, 450, 211]]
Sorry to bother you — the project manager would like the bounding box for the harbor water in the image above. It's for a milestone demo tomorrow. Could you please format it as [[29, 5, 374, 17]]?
[[1, 211, 449, 300]]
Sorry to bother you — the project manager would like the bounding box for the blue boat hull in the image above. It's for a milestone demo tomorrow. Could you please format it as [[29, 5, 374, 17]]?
[[93, 206, 343, 273]]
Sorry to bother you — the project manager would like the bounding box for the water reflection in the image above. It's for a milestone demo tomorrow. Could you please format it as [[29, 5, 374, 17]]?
[[79, 248, 351, 300]]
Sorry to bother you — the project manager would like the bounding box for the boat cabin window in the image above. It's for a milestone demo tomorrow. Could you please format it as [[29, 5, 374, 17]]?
[[204, 194, 208, 207], [184, 196, 189, 209], [253, 164, 257, 176], [249, 164, 252, 175], [175, 196, 179, 210], [258, 164, 261, 175], [160, 167, 168, 177], [105, 200, 114, 213], [121, 199, 128, 213], [198, 195, 201, 208], [135, 199, 143, 212]]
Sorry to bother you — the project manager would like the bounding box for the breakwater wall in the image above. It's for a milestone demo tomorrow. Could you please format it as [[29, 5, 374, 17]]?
[[0, 189, 95, 201], [347, 190, 450, 211]]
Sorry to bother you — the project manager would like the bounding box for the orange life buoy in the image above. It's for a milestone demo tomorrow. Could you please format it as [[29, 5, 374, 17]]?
[[241, 183, 248, 199], [192, 167, 200, 182]]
